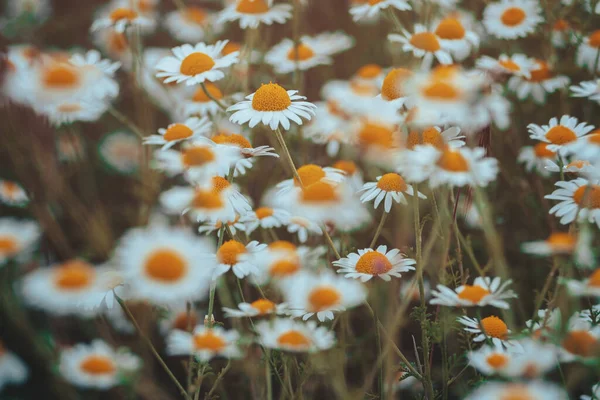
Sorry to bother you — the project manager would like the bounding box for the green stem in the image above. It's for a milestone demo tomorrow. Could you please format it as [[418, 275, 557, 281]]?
[[370, 211, 388, 248], [200, 82, 228, 111]]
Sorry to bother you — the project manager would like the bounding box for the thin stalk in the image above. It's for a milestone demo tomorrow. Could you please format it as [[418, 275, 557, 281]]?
[[532, 256, 561, 320], [207, 226, 225, 328], [115, 295, 191, 400], [206, 361, 232, 399], [107, 106, 145, 138], [370, 211, 388, 248], [200, 82, 227, 111], [365, 302, 384, 397], [265, 349, 273, 400]]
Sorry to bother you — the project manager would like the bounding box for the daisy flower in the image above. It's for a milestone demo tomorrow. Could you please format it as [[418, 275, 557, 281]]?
[[40, 99, 109, 127], [254, 318, 335, 353], [528, 115, 594, 154], [228, 82, 317, 131], [90, 5, 155, 33], [0, 218, 40, 265], [242, 207, 290, 233], [405, 126, 465, 150], [576, 31, 600, 73], [0, 342, 28, 390], [571, 80, 600, 104], [197, 217, 247, 239], [378, 68, 413, 108], [159, 302, 204, 335], [565, 131, 600, 162], [251, 241, 325, 285], [164, 6, 223, 43], [433, 16, 480, 61], [332, 160, 364, 191], [223, 299, 287, 318], [144, 117, 212, 150], [350, 0, 411, 22], [551, 19, 573, 48], [286, 216, 323, 243], [507, 60, 570, 104], [518, 143, 557, 177], [265, 32, 354, 74], [212, 240, 266, 279], [0, 180, 28, 206], [510, 338, 559, 378], [167, 325, 241, 362], [218, 0, 292, 29], [321, 80, 381, 116], [476, 53, 534, 78], [98, 131, 140, 174], [284, 182, 350, 225], [457, 315, 517, 348], [59, 340, 140, 389], [160, 176, 252, 223], [359, 173, 426, 213], [545, 178, 600, 227], [559, 314, 600, 362], [465, 381, 567, 400], [333, 245, 416, 282], [155, 41, 239, 86], [276, 164, 346, 196], [210, 133, 279, 177], [430, 276, 517, 309], [303, 102, 352, 157], [482, 0, 543, 39], [114, 225, 216, 305], [92, 29, 133, 70], [521, 232, 577, 256], [467, 344, 517, 376], [388, 24, 452, 67], [177, 82, 229, 118], [564, 268, 600, 297], [400, 146, 499, 188], [281, 271, 367, 322]]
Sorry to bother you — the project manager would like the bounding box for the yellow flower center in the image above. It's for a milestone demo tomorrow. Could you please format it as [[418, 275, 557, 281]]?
[[110, 7, 138, 21], [222, 42, 242, 56], [301, 182, 339, 202], [553, 19, 569, 32], [480, 316, 509, 339], [251, 83, 291, 112], [568, 160, 591, 169], [437, 148, 469, 172], [588, 269, 600, 287], [217, 240, 247, 265], [179, 53, 215, 76], [562, 330, 598, 357], [376, 173, 407, 192], [212, 133, 252, 149], [269, 259, 300, 277], [192, 190, 224, 209], [573, 185, 600, 209], [527, 62, 552, 82], [409, 32, 441, 52], [350, 81, 378, 96], [144, 249, 187, 282], [435, 18, 466, 39], [192, 83, 223, 102], [533, 142, 556, 158], [80, 355, 116, 375], [546, 232, 576, 250], [422, 81, 459, 100], [381, 68, 411, 100], [368, 0, 383, 4], [108, 32, 128, 53], [193, 331, 226, 351], [407, 127, 445, 150], [500, 7, 526, 27], [500, 386, 534, 400], [236, 0, 269, 14], [277, 330, 311, 348], [54, 260, 94, 290], [486, 353, 509, 369], [163, 123, 194, 141], [211, 176, 231, 192], [43, 64, 79, 88], [182, 146, 216, 167], [255, 207, 274, 219], [332, 160, 357, 175], [269, 240, 297, 252], [0, 236, 18, 256], [589, 30, 600, 48], [250, 299, 276, 314], [545, 126, 577, 145], [57, 103, 82, 113], [308, 286, 341, 312], [184, 6, 207, 24], [499, 59, 520, 72], [356, 64, 382, 79], [172, 312, 198, 331], [287, 44, 315, 61], [358, 122, 396, 149], [457, 285, 490, 303], [355, 251, 392, 275], [296, 164, 326, 187]]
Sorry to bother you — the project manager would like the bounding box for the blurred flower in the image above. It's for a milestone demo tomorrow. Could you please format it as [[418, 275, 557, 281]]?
[[99, 131, 140, 174], [254, 318, 335, 352], [433, 15, 480, 61], [350, 0, 411, 22], [564, 268, 600, 297], [518, 143, 557, 177], [482, 0, 543, 39], [286, 216, 322, 243], [0, 341, 28, 390], [223, 299, 287, 318], [528, 115, 594, 154], [145, 117, 212, 150], [476, 53, 534, 78], [558, 313, 600, 362], [218, 0, 292, 29], [0, 180, 28, 206], [521, 232, 577, 256], [167, 325, 241, 361], [576, 31, 600, 73], [507, 60, 570, 104], [545, 178, 600, 228], [571, 80, 600, 104], [388, 24, 452, 67], [242, 207, 290, 233], [90, 4, 155, 33], [0, 218, 39, 265], [164, 6, 224, 43], [212, 239, 266, 279], [430, 276, 517, 308], [465, 381, 567, 400]]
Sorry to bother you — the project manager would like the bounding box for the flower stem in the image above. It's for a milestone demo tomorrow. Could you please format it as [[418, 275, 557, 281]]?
[[370, 211, 388, 248], [200, 82, 227, 111]]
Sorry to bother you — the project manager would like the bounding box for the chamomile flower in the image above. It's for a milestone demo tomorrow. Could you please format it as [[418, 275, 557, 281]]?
[[144, 117, 212, 150], [551, 19, 573, 48], [114, 225, 215, 305], [334, 245, 416, 282], [228, 83, 317, 131], [0, 218, 40, 265], [332, 161, 364, 192], [281, 271, 367, 322], [98, 131, 140, 174], [433, 16, 480, 61], [321, 80, 380, 116], [465, 381, 567, 400], [218, 0, 292, 29], [40, 99, 109, 126], [359, 173, 426, 213], [212, 240, 266, 279], [400, 146, 499, 188], [507, 60, 570, 104], [458, 315, 517, 348], [254, 318, 335, 353], [378, 68, 413, 109], [90, 5, 155, 33], [158, 303, 204, 335], [522, 232, 577, 256], [242, 207, 290, 233], [0, 342, 28, 391], [565, 131, 600, 162], [483, 0, 543, 39], [0, 180, 28, 206], [198, 217, 247, 238], [223, 299, 287, 318], [265, 32, 354, 74], [528, 115, 594, 154], [155, 41, 239, 86], [518, 143, 557, 177], [545, 178, 600, 227], [351, 106, 404, 167], [276, 164, 346, 196], [544, 158, 594, 176], [164, 6, 224, 43], [388, 24, 452, 67], [350, 0, 410, 21], [167, 325, 241, 361], [304, 102, 352, 157], [284, 182, 344, 225], [468, 344, 516, 376], [177, 83, 240, 118], [559, 314, 600, 362], [92, 29, 133, 70], [405, 126, 465, 150], [160, 176, 252, 223], [430, 276, 517, 309], [564, 268, 600, 297], [251, 241, 324, 285], [59, 340, 140, 389], [476, 53, 534, 78], [286, 216, 323, 243], [571, 80, 600, 104], [576, 31, 600, 73], [210, 133, 278, 177]]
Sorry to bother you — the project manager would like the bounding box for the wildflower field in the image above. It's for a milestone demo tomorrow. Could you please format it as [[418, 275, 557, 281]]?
[[2, 0, 600, 399]]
